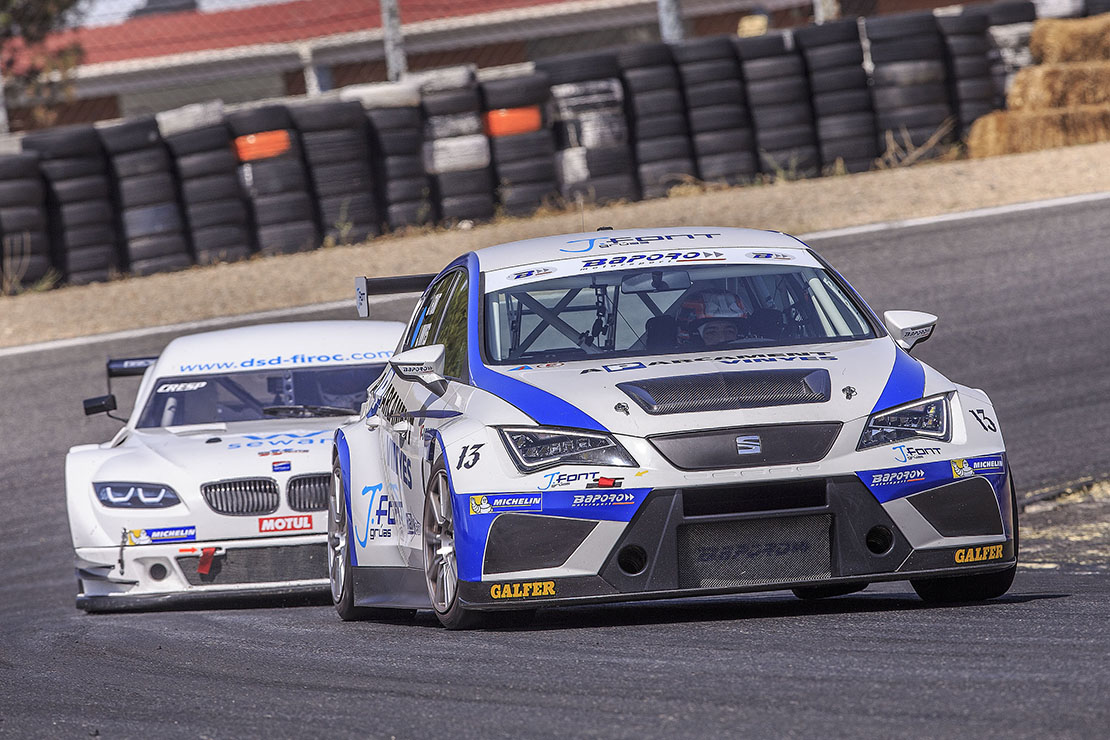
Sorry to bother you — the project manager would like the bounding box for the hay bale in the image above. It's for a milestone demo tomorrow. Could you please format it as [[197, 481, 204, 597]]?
[[1009, 62, 1110, 109], [1030, 15, 1110, 63], [967, 105, 1110, 157]]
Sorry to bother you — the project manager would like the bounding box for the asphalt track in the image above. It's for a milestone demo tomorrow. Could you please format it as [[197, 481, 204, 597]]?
[[2, 199, 1109, 737]]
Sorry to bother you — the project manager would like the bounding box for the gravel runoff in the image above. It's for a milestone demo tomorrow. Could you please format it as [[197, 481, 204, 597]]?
[[4, 142, 1110, 348]]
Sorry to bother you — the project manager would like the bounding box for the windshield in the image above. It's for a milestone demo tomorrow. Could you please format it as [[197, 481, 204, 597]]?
[[136, 364, 387, 428], [484, 264, 876, 364]]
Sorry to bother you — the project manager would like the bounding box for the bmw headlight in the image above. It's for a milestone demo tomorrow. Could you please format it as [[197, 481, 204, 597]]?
[[857, 394, 950, 450], [498, 427, 637, 472], [94, 482, 181, 508]]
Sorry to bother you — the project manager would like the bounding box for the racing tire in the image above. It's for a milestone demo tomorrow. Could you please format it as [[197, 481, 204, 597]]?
[[792, 583, 869, 600], [423, 459, 484, 629], [911, 479, 1018, 604]]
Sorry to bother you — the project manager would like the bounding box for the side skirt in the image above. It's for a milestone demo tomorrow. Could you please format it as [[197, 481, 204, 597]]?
[[352, 565, 431, 610]]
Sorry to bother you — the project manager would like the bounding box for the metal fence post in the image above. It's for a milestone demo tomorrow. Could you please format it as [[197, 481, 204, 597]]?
[[381, 0, 407, 81], [657, 0, 684, 43]]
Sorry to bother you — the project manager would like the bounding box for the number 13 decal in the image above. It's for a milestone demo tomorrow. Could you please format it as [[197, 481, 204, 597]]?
[[969, 409, 997, 433], [456, 443, 483, 470]]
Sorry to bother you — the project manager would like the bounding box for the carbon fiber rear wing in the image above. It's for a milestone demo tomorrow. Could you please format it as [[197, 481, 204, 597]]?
[[355, 274, 437, 317]]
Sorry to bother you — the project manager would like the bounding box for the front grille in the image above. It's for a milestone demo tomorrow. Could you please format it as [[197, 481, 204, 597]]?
[[176, 544, 326, 586], [617, 369, 830, 415], [677, 514, 832, 589], [201, 477, 280, 516], [288, 474, 329, 512], [650, 422, 841, 470]]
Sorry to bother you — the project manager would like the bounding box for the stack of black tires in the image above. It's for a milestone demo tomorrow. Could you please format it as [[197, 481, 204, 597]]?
[[227, 105, 319, 255], [865, 11, 955, 157], [795, 19, 878, 173], [289, 100, 379, 245], [973, 1, 1038, 109], [163, 115, 253, 265], [99, 117, 192, 276], [419, 71, 495, 224], [617, 43, 696, 199], [480, 72, 560, 217], [0, 152, 52, 291], [735, 33, 820, 177], [936, 11, 998, 137], [537, 51, 639, 204], [22, 124, 119, 285], [671, 36, 757, 184]]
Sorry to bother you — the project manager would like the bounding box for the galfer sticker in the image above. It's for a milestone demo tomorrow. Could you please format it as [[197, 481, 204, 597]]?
[[579, 251, 727, 270], [156, 381, 208, 393]]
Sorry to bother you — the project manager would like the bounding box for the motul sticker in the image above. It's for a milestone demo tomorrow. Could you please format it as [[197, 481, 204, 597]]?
[[258, 515, 312, 533]]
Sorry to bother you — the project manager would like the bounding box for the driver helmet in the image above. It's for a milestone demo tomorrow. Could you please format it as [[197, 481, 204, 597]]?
[[677, 289, 749, 345]]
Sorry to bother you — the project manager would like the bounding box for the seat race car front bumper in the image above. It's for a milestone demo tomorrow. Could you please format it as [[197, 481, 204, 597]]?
[[74, 533, 328, 612], [456, 474, 1016, 610]]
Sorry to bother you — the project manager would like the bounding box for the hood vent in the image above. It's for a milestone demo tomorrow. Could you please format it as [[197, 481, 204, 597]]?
[[616, 369, 831, 415]]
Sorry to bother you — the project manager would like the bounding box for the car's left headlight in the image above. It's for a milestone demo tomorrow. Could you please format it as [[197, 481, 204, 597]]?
[[857, 394, 950, 450], [498, 427, 637, 472], [94, 482, 182, 508]]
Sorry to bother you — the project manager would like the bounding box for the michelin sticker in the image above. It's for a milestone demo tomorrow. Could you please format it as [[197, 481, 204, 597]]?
[[126, 526, 196, 545], [469, 494, 541, 515]]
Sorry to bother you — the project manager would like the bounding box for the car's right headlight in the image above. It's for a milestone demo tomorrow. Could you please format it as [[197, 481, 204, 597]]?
[[857, 394, 950, 450], [94, 482, 181, 508], [498, 426, 637, 472]]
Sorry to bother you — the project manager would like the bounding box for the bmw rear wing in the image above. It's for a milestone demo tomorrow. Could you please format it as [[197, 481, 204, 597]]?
[[355, 274, 437, 317], [107, 357, 158, 377]]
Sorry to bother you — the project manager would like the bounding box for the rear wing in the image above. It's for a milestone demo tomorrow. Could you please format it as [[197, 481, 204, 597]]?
[[107, 357, 158, 377], [355, 274, 437, 317]]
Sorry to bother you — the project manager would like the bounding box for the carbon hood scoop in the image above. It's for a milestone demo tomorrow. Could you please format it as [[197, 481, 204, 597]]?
[[616, 368, 831, 415]]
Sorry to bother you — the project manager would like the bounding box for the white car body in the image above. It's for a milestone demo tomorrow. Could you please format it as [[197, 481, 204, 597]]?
[[332, 227, 1017, 627], [67, 320, 403, 611]]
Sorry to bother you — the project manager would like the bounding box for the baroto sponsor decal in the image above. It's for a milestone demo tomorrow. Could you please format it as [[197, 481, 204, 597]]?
[[560, 232, 720, 253], [579, 351, 838, 373], [156, 381, 207, 393], [572, 492, 636, 506], [696, 542, 809, 561], [490, 581, 556, 599], [871, 468, 927, 486], [469, 494, 542, 515], [126, 526, 196, 545], [258, 515, 312, 533], [229, 431, 330, 449], [580, 251, 727, 270], [954, 544, 1004, 563]]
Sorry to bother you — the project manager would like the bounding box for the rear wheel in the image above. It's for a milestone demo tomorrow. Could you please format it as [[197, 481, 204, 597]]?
[[329, 462, 368, 620], [423, 460, 483, 629], [911, 477, 1018, 603]]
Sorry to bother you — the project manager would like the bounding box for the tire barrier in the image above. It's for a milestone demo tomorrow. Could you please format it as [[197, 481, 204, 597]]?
[[99, 116, 193, 277], [796, 18, 879, 173], [480, 72, 560, 216], [12, 2, 1089, 290], [735, 32, 820, 177], [21, 124, 120, 285], [672, 35, 758, 184], [537, 51, 640, 205], [226, 105, 320, 256], [0, 152, 52, 290], [617, 42, 696, 199]]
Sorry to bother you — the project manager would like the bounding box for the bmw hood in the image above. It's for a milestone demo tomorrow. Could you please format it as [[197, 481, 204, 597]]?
[[484, 338, 936, 437]]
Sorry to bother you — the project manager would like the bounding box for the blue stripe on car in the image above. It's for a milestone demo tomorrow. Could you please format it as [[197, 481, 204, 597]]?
[[334, 429, 357, 567], [871, 344, 926, 413], [464, 252, 607, 432]]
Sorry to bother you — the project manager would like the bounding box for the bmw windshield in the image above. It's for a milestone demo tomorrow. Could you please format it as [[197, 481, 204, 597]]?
[[136, 364, 387, 428], [484, 260, 877, 364]]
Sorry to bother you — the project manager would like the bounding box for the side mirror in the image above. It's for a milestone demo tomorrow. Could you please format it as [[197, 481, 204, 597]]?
[[884, 310, 938, 352], [83, 394, 118, 416], [389, 345, 447, 396]]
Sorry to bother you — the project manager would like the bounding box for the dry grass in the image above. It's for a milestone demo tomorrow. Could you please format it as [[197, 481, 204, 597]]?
[[1009, 61, 1110, 110], [967, 105, 1110, 157], [1030, 14, 1110, 64], [6, 141, 1110, 348]]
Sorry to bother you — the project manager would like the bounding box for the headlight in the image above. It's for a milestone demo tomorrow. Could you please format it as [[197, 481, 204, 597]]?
[[857, 394, 950, 450], [94, 482, 181, 508], [498, 427, 637, 472]]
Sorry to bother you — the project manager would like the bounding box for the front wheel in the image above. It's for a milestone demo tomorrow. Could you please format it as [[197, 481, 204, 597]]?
[[423, 459, 483, 629]]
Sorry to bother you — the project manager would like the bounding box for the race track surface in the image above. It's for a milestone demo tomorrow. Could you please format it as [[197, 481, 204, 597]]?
[[1, 200, 1108, 737]]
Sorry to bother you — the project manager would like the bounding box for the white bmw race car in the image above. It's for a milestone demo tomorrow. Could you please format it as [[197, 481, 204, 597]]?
[[67, 320, 403, 611], [331, 227, 1017, 628]]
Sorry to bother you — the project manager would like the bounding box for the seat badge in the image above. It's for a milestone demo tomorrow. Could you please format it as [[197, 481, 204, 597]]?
[[736, 435, 762, 455]]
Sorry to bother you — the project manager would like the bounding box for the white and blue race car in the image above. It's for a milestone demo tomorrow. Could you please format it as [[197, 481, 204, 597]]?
[[67, 320, 403, 611], [331, 227, 1016, 628]]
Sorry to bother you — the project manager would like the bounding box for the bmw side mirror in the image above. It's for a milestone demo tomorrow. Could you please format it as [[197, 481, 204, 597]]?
[[390, 345, 448, 396], [884, 310, 938, 352], [83, 394, 118, 416]]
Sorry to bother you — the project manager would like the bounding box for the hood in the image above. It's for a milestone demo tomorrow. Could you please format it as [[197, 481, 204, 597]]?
[[485, 338, 925, 436], [99, 419, 339, 483]]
